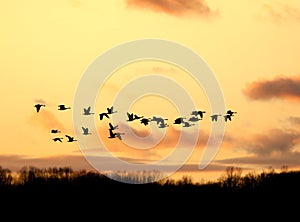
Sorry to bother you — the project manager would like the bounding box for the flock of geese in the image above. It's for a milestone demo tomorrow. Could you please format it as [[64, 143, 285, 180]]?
[[34, 103, 237, 142]]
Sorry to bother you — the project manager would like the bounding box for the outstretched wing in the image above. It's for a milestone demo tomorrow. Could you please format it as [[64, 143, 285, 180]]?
[[65, 135, 72, 141], [35, 105, 41, 112], [109, 123, 114, 130], [108, 129, 115, 138], [116, 134, 122, 140], [84, 106, 91, 113]]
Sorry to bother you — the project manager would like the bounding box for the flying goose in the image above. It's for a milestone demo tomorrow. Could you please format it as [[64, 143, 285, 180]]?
[[99, 112, 110, 120], [210, 114, 222, 122], [126, 112, 144, 122], [158, 122, 169, 128], [224, 114, 233, 122], [188, 116, 202, 122], [106, 106, 117, 114], [53, 137, 63, 143], [182, 122, 195, 127], [151, 116, 168, 125], [34, 104, 45, 113], [226, 110, 237, 116], [109, 123, 119, 130], [58, 104, 71, 110], [190, 110, 206, 119], [82, 127, 91, 135], [173, 117, 186, 124], [140, 118, 151, 126], [108, 129, 124, 140], [65, 135, 77, 142], [51, 129, 61, 134], [83, 106, 95, 115]]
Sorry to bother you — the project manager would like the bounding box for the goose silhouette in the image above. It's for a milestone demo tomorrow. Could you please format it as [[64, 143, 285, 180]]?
[[106, 106, 117, 114], [82, 127, 91, 135], [108, 129, 124, 140], [126, 112, 135, 121], [210, 114, 222, 122], [51, 129, 61, 134], [174, 117, 186, 124], [226, 110, 237, 116], [191, 110, 206, 119], [151, 116, 168, 125], [58, 104, 71, 110], [99, 112, 109, 120], [65, 135, 77, 142], [183, 122, 195, 127], [158, 122, 169, 128], [140, 118, 151, 126], [53, 137, 63, 143], [109, 123, 119, 130], [134, 114, 144, 120], [126, 112, 144, 121], [83, 106, 94, 115], [224, 114, 233, 122], [188, 116, 201, 122], [34, 104, 45, 113]]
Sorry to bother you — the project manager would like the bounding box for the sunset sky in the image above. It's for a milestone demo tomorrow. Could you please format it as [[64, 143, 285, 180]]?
[[1, 0, 300, 183]]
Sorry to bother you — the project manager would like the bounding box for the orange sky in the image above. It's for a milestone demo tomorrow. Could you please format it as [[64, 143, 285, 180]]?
[[1, 0, 300, 183]]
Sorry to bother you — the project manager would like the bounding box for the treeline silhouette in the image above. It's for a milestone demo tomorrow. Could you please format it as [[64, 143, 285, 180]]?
[[1, 165, 300, 197]]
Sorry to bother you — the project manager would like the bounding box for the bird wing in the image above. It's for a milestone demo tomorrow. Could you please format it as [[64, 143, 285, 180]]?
[[84, 107, 90, 114], [127, 112, 133, 121], [108, 129, 115, 138], [36, 106, 41, 112], [65, 135, 71, 140], [191, 111, 197, 116], [116, 134, 122, 140]]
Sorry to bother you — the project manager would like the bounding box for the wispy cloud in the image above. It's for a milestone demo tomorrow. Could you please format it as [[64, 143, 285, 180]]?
[[238, 128, 300, 156], [216, 152, 300, 170], [262, 2, 300, 23], [34, 98, 48, 105], [214, 127, 300, 170], [28, 110, 66, 132], [0, 154, 93, 172], [0, 154, 228, 175], [288, 116, 300, 126], [243, 75, 300, 101], [125, 0, 219, 18]]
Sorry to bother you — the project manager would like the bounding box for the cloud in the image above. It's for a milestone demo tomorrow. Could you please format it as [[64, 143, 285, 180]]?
[[28, 110, 66, 132], [288, 116, 300, 125], [243, 75, 300, 101], [238, 128, 300, 156], [216, 152, 300, 170], [262, 2, 300, 23], [0, 154, 93, 172], [34, 98, 48, 105], [125, 0, 219, 18], [0, 154, 231, 176]]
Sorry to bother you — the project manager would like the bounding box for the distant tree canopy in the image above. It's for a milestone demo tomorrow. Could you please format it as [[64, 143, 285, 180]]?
[[0, 165, 300, 195]]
